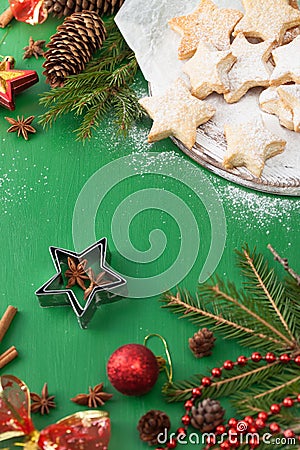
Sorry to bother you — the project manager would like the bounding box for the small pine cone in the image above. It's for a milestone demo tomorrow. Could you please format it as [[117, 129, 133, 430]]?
[[137, 410, 171, 446], [189, 328, 216, 358], [42, 11, 106, 88], [191, 399, 225, 432], [44, 0, 125, 18]]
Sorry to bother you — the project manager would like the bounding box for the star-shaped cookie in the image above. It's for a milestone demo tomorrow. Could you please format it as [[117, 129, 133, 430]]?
[[223, 118, 286, 177], [168, 0, 243, 60], [259, 87, 294, 131], [278, 84, 300, 132], [183, 41, 236, 99], [224, 33, 273, 104], [233, 0, 300, 44], [270, 35, 300, 85], [139, 79, 216, 149]]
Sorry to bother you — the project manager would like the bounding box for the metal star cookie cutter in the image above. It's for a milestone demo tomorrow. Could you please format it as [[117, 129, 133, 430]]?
[[35, 238, 127, 329]]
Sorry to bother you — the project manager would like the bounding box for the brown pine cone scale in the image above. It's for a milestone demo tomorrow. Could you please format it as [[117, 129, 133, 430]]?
[[137, 410, 171, 446], [43, 11, 106, 88], [189, 328, 216, 358], [191, 398, 225, 432], [44, 0, 125, 18]]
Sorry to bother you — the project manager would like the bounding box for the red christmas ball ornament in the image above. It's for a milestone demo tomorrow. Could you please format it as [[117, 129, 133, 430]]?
[[255, 418, 266, 429], [107, 344, 159, 396], [294, 355, 300, 366]]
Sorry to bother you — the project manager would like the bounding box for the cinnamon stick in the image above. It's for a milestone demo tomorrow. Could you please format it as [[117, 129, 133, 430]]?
[[0, 305, 18, 342], [0, 346, 18, 369], [0, 7, 14, 28]]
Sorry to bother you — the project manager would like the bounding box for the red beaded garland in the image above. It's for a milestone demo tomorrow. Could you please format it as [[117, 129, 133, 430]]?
[[237, 355, 248, 366], [211, 367, 222, 378], [294, 355, 300, 366], [167, 439, 177, 449], [177, 428, 186, 437], [244, 416, 255, 425], [251, 352, 262, 362], [184, 400, 193, 410], [181, 415, 190, 426], [257, 412, 269, 421], [228, 418, 238, 428], [170, 352, 300, 450], [270, 404, 281, 414], [265, 352, 277, 363], [255, 418, 265, 429], [220, 440, 231, 450], [223, 360, 234, 370], [282, 397, 294, 407], [284, 429, 295, 438], [201, 377, 212, 387], [279, 353, 290, 363], [269, 422, 280, 433], [191, 387, 202, 397]]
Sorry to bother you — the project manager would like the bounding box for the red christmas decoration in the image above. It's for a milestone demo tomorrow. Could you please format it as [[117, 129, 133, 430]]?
[[0, 375, 111, 449], [38, 411, 110, 450], [0, 57, 38, 110], [9, 0, 47, 24], [107, 343, 159, 396], [155, 352, 300, 450]]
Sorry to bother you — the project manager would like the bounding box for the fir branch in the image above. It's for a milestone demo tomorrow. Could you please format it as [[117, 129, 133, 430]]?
[[239, 247, 295, 345], [162, 361, 283, 402], [268, 244, 300, 286], [233, 368, 300, 417], [39, 18, 144, 141], [162, 290, 290, 351]]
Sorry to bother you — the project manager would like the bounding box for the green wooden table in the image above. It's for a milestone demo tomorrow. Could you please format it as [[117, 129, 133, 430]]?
[[0, 15, 299, 450]]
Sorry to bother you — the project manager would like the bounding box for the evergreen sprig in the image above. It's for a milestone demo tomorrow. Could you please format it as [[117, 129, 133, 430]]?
[[161, 246, 299, 354], [163, 361, 284, 403], [160, 244, 300, 420], [39, 18, 144, 141]]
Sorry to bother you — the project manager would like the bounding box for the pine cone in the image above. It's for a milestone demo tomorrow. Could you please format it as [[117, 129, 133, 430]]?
[[137, 410, 171, 446], [43, 11, 106, 88], [191, 399, 225, 432], [44, 0, 125, 18], [189, 328, 216, 358]]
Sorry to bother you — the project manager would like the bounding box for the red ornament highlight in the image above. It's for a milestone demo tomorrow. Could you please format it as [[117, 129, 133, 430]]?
[[107, 343, 159, 396]]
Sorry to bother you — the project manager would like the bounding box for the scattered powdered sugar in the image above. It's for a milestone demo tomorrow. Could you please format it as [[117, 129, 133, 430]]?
[[212, 180, 299, 231]]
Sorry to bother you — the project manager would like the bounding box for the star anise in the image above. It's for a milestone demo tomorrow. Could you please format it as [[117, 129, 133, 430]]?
[[65, 257, 90, 290], [30, 383, 56, 415], [71, 383, 113, 408], [83, 270, 110, 300], [23, 37, 45, 59], [5, 116, 36, 141]]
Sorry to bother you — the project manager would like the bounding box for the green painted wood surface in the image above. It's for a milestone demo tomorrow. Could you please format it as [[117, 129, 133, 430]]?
[[0, 13, 299, 450]]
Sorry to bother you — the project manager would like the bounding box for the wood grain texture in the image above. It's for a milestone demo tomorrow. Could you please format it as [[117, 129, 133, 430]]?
[[0, 16, 299, 450]]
